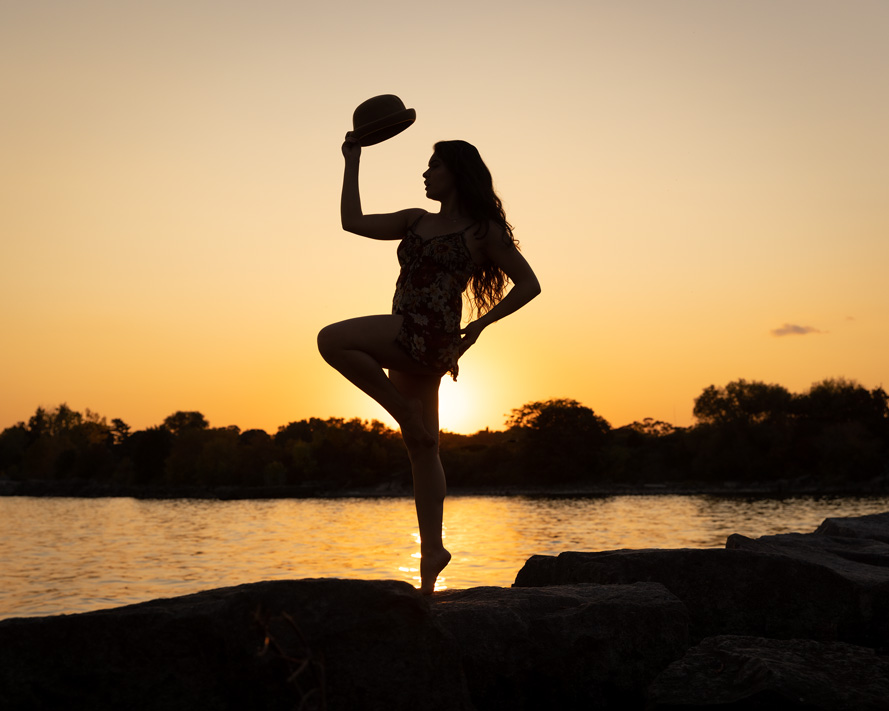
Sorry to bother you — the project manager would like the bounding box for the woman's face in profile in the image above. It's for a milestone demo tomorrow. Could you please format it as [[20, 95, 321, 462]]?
[[422, 154, 455, 201]]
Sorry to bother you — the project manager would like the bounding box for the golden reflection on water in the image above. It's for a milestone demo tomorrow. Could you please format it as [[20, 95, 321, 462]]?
[[1, 494, 888, 619]]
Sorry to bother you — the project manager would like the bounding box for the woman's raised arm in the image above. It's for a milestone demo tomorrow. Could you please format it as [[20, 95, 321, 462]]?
[[340, 135, 423, 239]]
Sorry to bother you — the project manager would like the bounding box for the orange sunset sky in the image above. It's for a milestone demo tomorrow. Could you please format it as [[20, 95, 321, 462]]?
[[2, 1, 887, 435]]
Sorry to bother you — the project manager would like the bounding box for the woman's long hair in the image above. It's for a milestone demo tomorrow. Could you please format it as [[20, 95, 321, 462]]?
[[433, 140, 517, 317]]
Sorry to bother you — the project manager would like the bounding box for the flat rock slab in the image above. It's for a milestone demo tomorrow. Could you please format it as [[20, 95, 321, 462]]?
[[647, 635, 889, 710], [727, 529, 889, 585], [815, 511, 889, 543], [432, 582, 688, 711], [0, 579, 472, 711], [514, 547, 856, 643]]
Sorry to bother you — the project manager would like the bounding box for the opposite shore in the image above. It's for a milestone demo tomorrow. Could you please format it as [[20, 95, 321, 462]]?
[[2, 477, 888, 500]]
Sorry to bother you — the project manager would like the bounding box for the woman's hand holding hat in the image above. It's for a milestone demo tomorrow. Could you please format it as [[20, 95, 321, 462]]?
[[342, 131, 361, 163]]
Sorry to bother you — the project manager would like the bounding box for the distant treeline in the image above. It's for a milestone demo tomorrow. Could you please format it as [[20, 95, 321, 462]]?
[[1, 377, 887, 493]]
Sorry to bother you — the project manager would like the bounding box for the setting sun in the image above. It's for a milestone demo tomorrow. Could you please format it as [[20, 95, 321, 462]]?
[[438, 378, 478, 434]]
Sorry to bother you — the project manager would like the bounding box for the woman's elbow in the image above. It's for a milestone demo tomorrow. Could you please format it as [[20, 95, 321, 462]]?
[[340, 218, 361, 235]]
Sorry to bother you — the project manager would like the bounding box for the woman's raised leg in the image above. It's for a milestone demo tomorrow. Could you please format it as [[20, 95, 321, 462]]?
[[317, 315, 435, 447], [389, 369, 451, 595]]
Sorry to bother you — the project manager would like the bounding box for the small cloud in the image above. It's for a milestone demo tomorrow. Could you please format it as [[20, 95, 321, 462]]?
[[770, 323, 823, 337]]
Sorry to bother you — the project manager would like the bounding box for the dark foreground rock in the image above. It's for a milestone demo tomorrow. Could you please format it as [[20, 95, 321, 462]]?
[[0, 579, 471, 711], [431, 583, 688, 710], [726, 530, 889, 647], [0, 579, 688, 711], [647, 635, 889, 710]]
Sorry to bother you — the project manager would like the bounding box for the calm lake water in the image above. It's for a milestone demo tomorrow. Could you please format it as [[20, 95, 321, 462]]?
[[1, 494, 887, 620]]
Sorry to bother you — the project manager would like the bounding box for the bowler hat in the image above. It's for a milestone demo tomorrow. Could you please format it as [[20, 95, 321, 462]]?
[[352, 95, 416, 146]]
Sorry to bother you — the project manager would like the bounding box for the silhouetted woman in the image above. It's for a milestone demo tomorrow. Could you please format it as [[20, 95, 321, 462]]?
[[318, 136, 541, 594]]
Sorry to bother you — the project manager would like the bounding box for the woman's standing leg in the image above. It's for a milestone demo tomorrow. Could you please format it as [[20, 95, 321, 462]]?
[[317, 314, 450, 592], [389, 369, 451, 594]]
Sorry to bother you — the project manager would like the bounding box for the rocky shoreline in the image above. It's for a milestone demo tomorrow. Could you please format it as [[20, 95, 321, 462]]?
[[1, 512, 887, 709]]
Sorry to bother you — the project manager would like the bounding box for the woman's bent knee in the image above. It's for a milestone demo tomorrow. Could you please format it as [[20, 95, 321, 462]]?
[[403, 435, 440, 459]]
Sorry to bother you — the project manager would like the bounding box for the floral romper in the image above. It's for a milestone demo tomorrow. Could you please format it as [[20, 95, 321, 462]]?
[[392, 216, 477, 380]]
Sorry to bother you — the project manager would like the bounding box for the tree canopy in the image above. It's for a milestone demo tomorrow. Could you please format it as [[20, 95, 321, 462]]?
[[1, 379, 887, 493], [693, 380, 793, 426]]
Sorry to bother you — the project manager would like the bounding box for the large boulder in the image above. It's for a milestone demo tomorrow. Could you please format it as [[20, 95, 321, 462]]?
[[0, 579, 472, 711], [726, 530, 889, 647], [432, 583, 688, 710], [647, 635, 889, 710], [514, 547, 855, 642], [515, 512, 889, 647]]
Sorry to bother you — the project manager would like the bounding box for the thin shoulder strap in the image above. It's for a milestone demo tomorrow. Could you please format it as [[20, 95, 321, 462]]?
[[407, 213, 425, 233], [463, 221, 483, 238]]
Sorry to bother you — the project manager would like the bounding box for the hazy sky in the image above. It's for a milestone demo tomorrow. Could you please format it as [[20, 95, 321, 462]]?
[[2, 0, 887, 434]]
